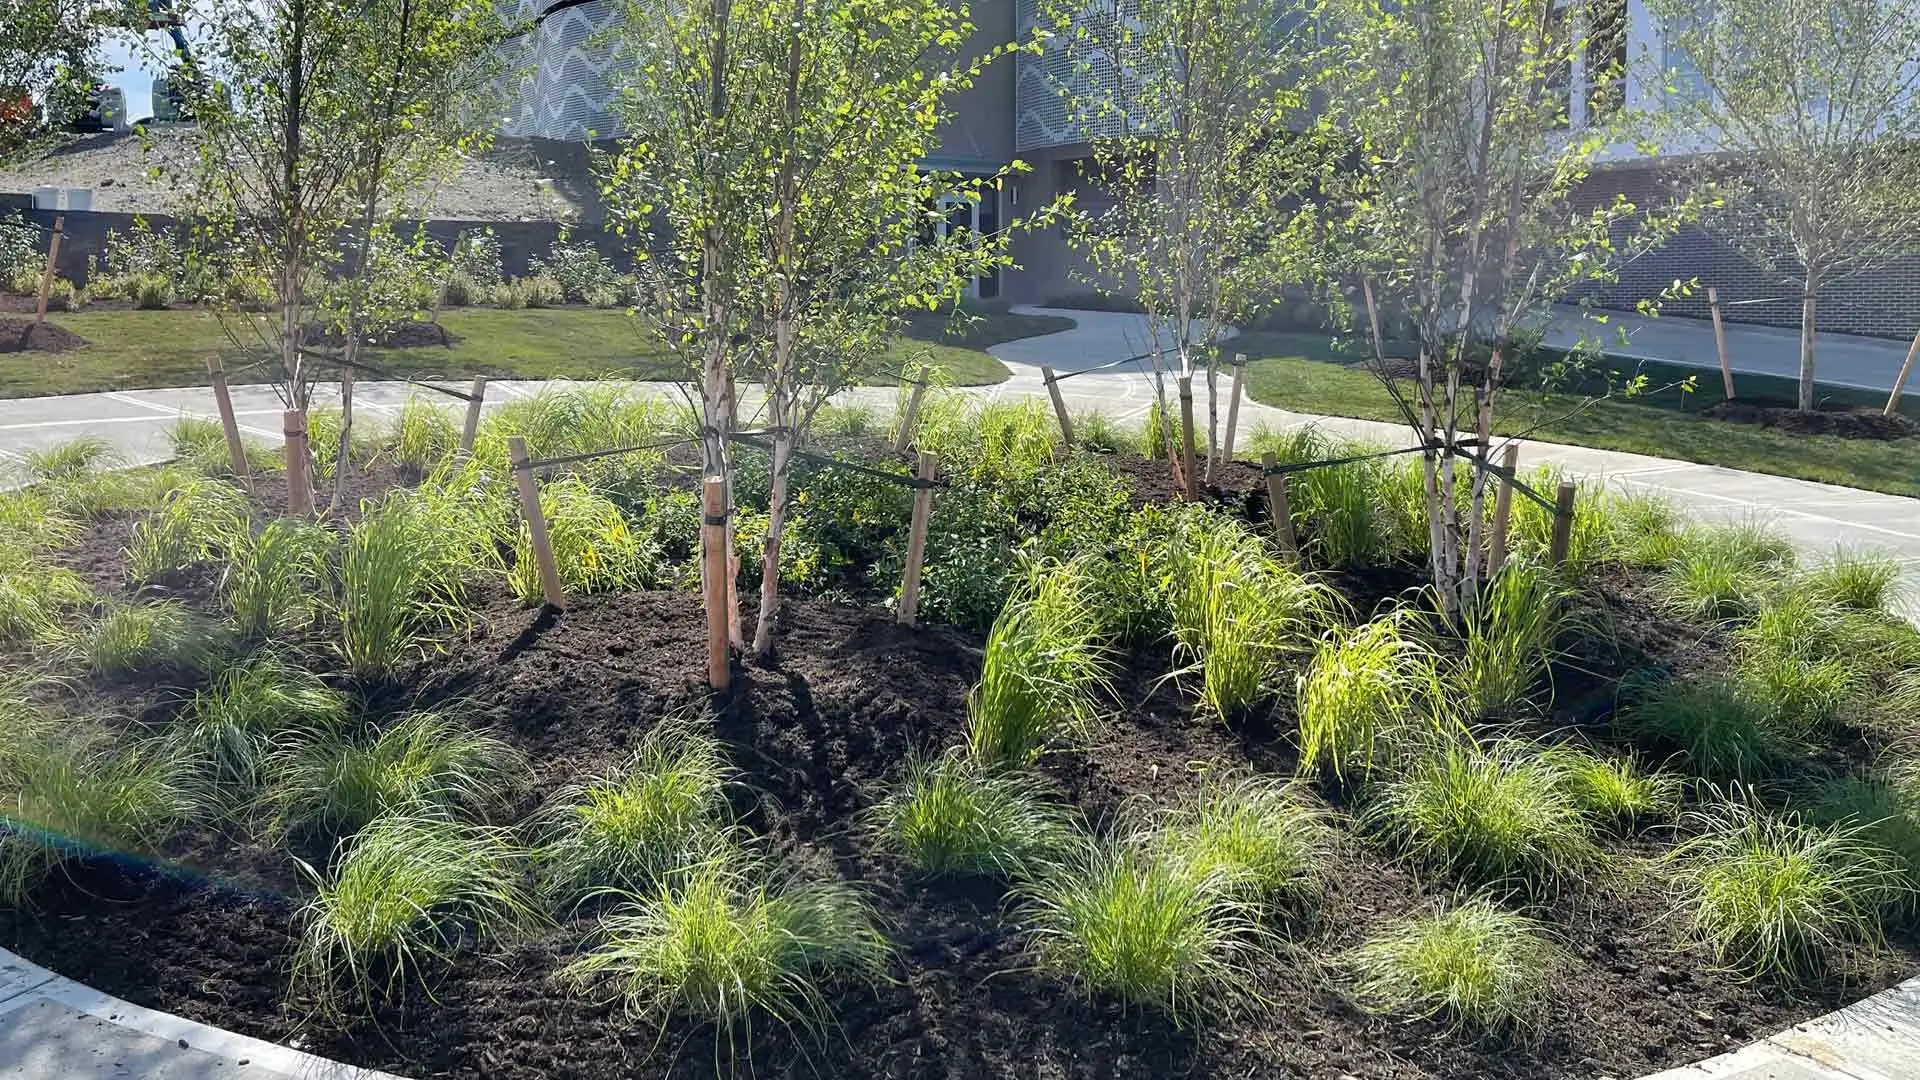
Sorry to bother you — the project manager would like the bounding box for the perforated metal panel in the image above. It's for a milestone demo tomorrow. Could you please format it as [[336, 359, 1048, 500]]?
[[1014, 0, 1139, 151], [502, 0, 627, 140]]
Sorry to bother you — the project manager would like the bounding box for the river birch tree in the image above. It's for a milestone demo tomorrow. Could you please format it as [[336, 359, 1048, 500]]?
[[1648, 0, 1920, 411]]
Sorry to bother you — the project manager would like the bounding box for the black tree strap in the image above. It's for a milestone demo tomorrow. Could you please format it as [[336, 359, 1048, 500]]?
[[1042, 351, 1156, 382], [724, 430, 944, 490], [1261, 437, 1562, 514], [521, 437, 698, 472], [301, 349, 477, 402]]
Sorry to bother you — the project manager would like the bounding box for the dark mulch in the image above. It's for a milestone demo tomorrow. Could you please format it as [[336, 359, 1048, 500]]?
[[1701, 398, 1919, 440], [2, 461, 1915, 1080], [299, 320, 460, 350], [0, 315, 85, 352]]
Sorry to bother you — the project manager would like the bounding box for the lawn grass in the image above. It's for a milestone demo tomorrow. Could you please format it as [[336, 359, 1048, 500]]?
[[1237, 330, 1920, 497], [2, 305, 1059, 398]]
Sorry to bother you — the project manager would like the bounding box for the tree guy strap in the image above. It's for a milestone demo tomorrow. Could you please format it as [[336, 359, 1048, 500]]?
[[301, 349, 478, 402], [1259, 438, 1561, 514], [724, 430, 946, 490], [1041, 351, 1157, 382], [522, 436, 699, 471]]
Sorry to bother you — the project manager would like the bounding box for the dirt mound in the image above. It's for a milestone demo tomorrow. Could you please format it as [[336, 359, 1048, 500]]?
[[299, 319, 459, 350], [0, 316, 85, 352], [1701, 398, 1918, 440]]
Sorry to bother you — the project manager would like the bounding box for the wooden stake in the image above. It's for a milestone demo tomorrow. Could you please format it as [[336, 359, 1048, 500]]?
[[1487, 443, 1519, 575], [205, 356, 252, 489], [1707, 287, 1736, 400], [1177, 375, 1199, 500], [1041, 366, 1074, 447], [892, 366, 930, 452], [1222, 353, 1246, 462], [702, 477, 731, 691], [1547, 480, 1578, 568], [282, 410, 314, 518], [897, 452, 939, 626], [1261, 451, 1298, 558], [460, 377, 488, 457], [727, 551, 743, 648], [1886, 330, 1920, 417], [508, 436, 565, 610], [32, 216, 63, 327]]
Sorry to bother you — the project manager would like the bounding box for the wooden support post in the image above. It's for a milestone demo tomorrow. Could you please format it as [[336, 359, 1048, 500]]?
[[1222, 353, 1246, 462], [205, 356, 252, 489], [282, 410, 314, 518], [1547, 480, 1577, 568], [727, 552, 743, 649], [1041, 366, 1074, 447], [1177, 375, 1199, 500], [460, 377, 488, 457], [897, 452, 939, 626], [702, 477, 731, 691], [508, 436, 565, 610], [892, 366, 930, 453], [1707, 287, 1736, 401], [32, 216, 63, 327], [1886, 330, 1920, 417], [1487, 443, 1519, 575], [1261, 452, 1298, 558]]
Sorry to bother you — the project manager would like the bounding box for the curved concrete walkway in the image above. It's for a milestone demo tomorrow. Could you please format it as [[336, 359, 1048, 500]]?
[[1, 309, 1919, 1075]]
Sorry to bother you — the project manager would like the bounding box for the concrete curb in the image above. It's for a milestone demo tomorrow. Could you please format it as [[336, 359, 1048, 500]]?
[[1638, 974, 1920, 1080]]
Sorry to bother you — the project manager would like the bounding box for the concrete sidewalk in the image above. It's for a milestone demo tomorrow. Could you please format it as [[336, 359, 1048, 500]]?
[[1538, 304, 1915, 397]]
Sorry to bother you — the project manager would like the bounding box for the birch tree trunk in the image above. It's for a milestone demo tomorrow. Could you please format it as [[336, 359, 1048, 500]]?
[[1798, 272, 1819, 411]]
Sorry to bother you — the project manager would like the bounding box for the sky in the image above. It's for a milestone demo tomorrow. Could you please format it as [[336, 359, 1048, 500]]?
[[98, 35, 164, 121]]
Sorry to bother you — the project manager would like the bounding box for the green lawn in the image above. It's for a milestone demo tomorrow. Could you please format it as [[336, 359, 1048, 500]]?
[[1236, 330, 1920, 498], [2, 304, 1065, 398]]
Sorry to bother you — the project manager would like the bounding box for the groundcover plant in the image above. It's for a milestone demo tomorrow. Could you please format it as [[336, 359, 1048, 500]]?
[[0, 399, 1916, 1080]]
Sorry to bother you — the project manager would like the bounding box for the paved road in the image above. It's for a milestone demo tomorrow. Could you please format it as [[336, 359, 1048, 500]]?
[[1538, 304, 1916, 397]]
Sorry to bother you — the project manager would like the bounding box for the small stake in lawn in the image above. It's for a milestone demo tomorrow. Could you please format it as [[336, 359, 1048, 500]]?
[[1547, 480, 1577, 568], [460, 377, 488, 458], [508, 436, 565, 611], [897, 452, 939, 627], [1487, 443, 1519, 575], [1177, 375, 1199, 500], [1041, 366, 1074, 447], [1260, 451, 1298, 558], [205, 356, 253, 490], [32, 215, 63, 328], [1707, 287, 1737, 400], [892, 366, 931, 453], [702, 477, 730, 691], [282, 410, 314, 518], [1221, 352, 1246, 465], [1886, 330, 1920, 417]]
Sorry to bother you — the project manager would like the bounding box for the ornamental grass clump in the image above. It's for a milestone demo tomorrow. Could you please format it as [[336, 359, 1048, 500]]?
[[389, 398, 462, 472], [533, 719, 737, 902], [223, 518, 335, 639], [1620, 676, 1806, 783], [1363, 739, 1599, 889], [1802, 547, 1901, 614], [1150, 777, 1330, 905], [966, 558, 1112, 767], [267, 708, 529, 835], [0, 547, 93, 647], [1019, 830, 1270, 1024], [560, 860, 890, 1038], [337, 494, 473, 678], [293, 812, 544, 1011], [1812, 772, 1920, 908], [1657, 522, 1794, 622], [1544, 747, 1681, 825], [1165, 511, 1340, 717], [1665, 801, 1905, 981], [509, 478, 661, 604], [82, 601, 228, 677], [182, 654, 347, 786], [1453, 560, 1572, 718], [1296, 613, 1448, 780], [125, 478, 252, 587], [23, 435, 115, 482], [871, 751, 1075, 879], [1346, 896, 1567, 1038]]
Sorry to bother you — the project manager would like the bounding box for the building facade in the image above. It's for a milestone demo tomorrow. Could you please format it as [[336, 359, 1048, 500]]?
[[502, 0, 1920, 337]]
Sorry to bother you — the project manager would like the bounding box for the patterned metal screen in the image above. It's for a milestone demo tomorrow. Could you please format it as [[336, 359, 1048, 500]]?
[[501, 0, 628, 140], [1015, 0, 1144, 151]]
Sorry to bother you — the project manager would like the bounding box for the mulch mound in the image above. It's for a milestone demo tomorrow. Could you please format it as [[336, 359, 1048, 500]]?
[[0, 316, 85, 353], [299, 319, 460, 350], [1700, 399, 1918, 440]]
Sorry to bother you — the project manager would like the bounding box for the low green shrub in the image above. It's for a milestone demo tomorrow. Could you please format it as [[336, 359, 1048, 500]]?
[[560, 861, 890, 1036], [966, 558, 1112, 766], [533, 719, 737, 902], [871, 752, 1074, 879], [1346, 896, 1567, 1037], [293, 812, 543, 1010], [266, 709, 529, 835], [1362, 739, 1599, 889], [1665, 801, 1904, 981], [83, 601, 228, 677], [1296, 613, 1447, 780], [183, 655, 347, 786]]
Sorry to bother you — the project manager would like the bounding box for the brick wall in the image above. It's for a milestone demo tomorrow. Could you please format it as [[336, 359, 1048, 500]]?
[[1568, 164, 1920, 341]]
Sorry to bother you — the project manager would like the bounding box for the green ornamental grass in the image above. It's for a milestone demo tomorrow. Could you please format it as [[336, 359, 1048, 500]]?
[[23, 435, 116, 482], [223, 517, 336, 638], [124, 477, 252, 587], [966, 558, 1112, 766], [267, 708, 529, 835], [1296, 613, 1447, 780], [1801, 548, 1901, 613], [1150, 777, 1330, 904], [1665, 801, 1905, 981], [0, 549, 94, 646], [82, 601, 228, 677], [1545, 747, 1681, 825], [1452, 560, 1570, 718], [182, 654, 348, 785], [871, 751, 1074, 879], [1620, 676, 1805, 783], [509, 478, 661, 604], [1347, 896, 1567, 1037]]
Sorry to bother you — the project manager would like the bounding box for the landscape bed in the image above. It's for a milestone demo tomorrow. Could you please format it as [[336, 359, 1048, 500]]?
[[1, 388, 1917, 1080]]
